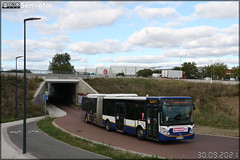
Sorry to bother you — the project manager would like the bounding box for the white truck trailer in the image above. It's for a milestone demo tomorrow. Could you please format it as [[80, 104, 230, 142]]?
[[162, 70, 183, 79]]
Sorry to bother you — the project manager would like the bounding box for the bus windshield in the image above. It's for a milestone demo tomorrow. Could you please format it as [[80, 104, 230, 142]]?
[[161, 105, 193, 126]]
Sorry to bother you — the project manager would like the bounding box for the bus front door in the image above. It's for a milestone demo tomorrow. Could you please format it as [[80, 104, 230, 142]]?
[[115, 102, 125, 131], [146, 105, 159, 140]]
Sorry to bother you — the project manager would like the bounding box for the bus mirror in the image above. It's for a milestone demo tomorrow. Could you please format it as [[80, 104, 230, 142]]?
[[193, 104, 196, 110]]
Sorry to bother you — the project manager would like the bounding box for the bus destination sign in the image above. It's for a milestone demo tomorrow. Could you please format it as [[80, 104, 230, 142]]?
[[162, 98, 192, 105]]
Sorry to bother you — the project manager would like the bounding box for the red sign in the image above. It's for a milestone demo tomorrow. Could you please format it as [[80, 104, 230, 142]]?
[[103, 69, 108, 75], [173, 127, 188, 133]]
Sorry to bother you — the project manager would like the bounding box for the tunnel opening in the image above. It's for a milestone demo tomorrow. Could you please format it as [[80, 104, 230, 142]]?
[[48, 83, 76, 106]]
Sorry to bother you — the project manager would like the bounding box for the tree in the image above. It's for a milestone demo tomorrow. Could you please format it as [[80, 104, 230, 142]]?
[[137, 69, 153, 77], [202, 65, 211, 78], [231, 66, 239, 79], [213, 63, 228, 80], [202, 62, 228, 80], [152, 69, 162, 73], [172, 66, 181, 70], [49, 53, 75, 74], [181, 62, 199, 79]]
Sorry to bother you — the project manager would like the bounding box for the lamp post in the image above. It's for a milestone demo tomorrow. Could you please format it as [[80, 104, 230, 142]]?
[[180, 54, 187, 70], [210, 60, 213, 84], [15, 56, 23, 118], [23, 17, 41, 154]]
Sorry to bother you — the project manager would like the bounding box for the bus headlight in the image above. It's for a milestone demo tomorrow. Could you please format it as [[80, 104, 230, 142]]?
[[189, 126, 195, 133], [161, 128, 169, 135]]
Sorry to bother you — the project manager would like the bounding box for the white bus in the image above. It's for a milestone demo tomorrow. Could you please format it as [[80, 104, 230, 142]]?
[[81, 94, 195, 141]]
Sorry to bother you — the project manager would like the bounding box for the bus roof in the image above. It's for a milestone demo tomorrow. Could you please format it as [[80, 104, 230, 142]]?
[[87, 94, 138, 98], [147, 96, 192, 100], [104, 96, 146, 100]]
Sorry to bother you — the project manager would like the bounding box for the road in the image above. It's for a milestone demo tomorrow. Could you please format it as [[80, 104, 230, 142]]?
[[7, 121, 108, 159], [55, 105, 239, 159]]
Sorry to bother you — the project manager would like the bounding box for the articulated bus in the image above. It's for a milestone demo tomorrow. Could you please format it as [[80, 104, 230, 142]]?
[[81, 94, 195, 141]]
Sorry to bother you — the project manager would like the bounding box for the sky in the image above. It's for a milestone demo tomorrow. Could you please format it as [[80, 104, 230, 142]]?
[[1, 1, 239, 71]]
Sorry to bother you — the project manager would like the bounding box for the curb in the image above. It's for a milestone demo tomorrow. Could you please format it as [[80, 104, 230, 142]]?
[[53, 120, 165, 159]]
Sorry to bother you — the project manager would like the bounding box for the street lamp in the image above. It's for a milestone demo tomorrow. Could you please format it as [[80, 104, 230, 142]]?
[[15, 56, 23, 118], [180, 54, 187, 70], [23, 17, 41, 154], [210, 60, 213, 84]]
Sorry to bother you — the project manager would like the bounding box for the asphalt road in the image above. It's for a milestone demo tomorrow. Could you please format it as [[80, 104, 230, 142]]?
[[55, 105, 239, 159], [7, 121, 108, 159]]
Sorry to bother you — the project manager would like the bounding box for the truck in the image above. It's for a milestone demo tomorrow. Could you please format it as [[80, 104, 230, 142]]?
[[152, 73, 161, 78], [162, 70, 185, 79]]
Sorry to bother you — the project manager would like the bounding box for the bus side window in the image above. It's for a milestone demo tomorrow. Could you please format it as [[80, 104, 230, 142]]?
[[103, 100, 114, 116], [125, 102, 134, 119], [81, 97, 86, 110], [135, 102, 145, 121]]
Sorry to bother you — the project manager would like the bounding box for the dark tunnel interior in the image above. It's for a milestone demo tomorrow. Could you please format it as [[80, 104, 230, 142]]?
[[48, 83, 76, 105]]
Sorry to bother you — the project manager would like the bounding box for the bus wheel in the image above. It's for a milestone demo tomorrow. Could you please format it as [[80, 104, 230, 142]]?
[[105, 120, 111, 131], [85, 115, 89, 123], [137, 127, 145, 140]]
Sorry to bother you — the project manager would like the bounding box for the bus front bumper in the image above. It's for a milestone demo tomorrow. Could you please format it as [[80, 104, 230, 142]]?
[[158, 133, 195, 141]]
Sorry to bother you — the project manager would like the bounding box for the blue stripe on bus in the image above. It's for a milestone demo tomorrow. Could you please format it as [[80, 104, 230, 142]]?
[[123, 125, 136, 135]]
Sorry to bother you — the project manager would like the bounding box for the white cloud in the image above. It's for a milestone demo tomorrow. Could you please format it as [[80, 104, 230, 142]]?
[[134, 6, 178, 19], [68, 39, 130, 55], [99, 55, 170, 64], [194, 2, 239, 19], [2, 35, 69, 62], [2, 2, 127, 35], [127, 25, 238, 58], [127, 26, 218, 48], [37, 2, 127, 34], [163, 46, 238, 58]]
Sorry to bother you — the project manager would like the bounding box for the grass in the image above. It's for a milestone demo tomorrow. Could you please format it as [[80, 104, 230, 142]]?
[[85, 78, 239, 130], [37, 117, 162, 159], [1, 75, 45, 123]]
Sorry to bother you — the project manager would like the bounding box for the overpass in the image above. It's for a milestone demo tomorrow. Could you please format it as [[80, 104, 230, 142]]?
[[33, 78, 98, 106]]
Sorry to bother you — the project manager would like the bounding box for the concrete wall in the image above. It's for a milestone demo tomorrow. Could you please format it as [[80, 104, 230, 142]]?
[[76, 78, 98, 94], [75, 78, 98, 104], [33, 80, 46, 105]]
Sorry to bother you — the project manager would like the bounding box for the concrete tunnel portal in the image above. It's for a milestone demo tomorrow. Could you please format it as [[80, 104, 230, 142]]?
[[34, 78, 98, 106], [49, 83, 76, 105], [46, 79, 79, 105]]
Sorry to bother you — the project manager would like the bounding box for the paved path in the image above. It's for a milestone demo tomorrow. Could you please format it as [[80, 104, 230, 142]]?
[[1, 104, 108, 159], [7, 121, 107, 159], [55, 106, 239, 159]]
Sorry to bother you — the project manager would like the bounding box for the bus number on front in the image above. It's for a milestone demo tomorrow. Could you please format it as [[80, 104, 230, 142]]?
[[149, 100, 158, 104]]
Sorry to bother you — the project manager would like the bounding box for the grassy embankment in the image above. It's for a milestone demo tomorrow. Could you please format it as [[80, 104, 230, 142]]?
[[85, 78, 239, 130], [1, 75, 45, 122], [37, 117, 160, 159]]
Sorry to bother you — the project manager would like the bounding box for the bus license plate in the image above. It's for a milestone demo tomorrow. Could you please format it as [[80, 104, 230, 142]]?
[[177, 137, 184, 140]]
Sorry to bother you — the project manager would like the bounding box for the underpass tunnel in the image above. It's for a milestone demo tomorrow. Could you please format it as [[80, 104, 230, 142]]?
[[48, 83, 76, 105]]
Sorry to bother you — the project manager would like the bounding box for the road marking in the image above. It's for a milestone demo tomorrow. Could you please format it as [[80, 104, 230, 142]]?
[[28, 130, 39, 133], [10, 130, 21, 134]]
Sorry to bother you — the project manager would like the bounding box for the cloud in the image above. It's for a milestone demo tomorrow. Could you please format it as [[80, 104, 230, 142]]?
[[194, 2, 239, 19], [68, 39, 130, 55], [163, 46, 238, 58], [99, 55, 170, 64], [2, 2, 127, 35], [126, 24, 238, 58], [2, 35, 69, 62], [37, 2, 127, 34], [134, 6, 178, 19], [127, 26, 219, 48]]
